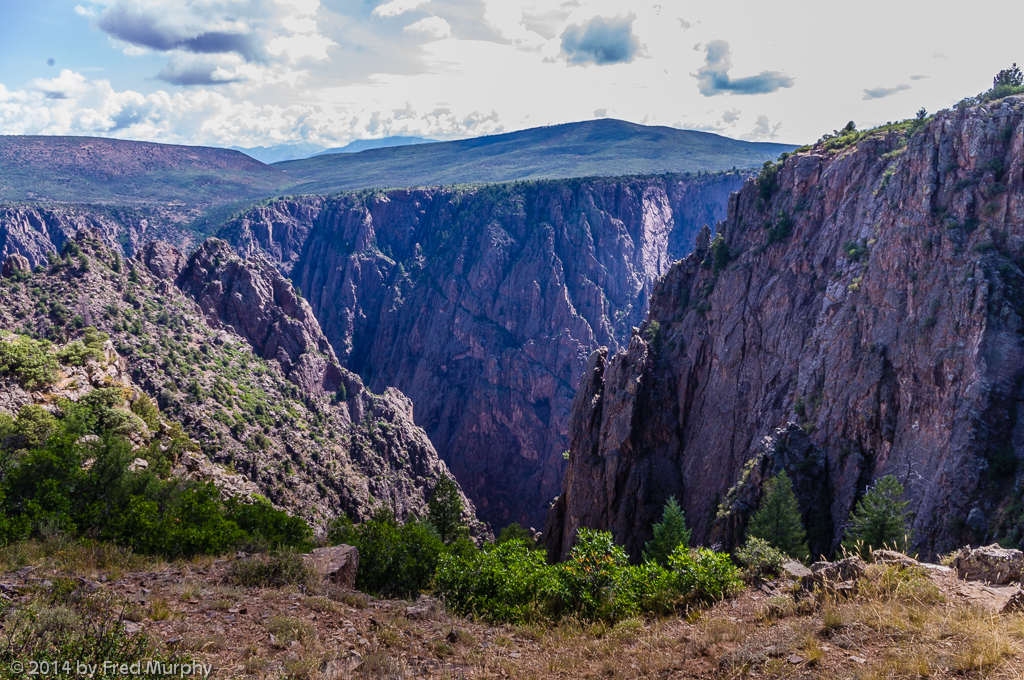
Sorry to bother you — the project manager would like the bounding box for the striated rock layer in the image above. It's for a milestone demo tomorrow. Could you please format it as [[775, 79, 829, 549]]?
[[548, 96, 1024, 560], [218, 173, 744, 527]]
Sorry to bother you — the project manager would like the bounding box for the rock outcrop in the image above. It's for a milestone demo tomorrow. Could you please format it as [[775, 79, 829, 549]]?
[[548, 96, 1024, 560], [0, 229, 481, 531], [953, 544, 1024, 584], [175, 239, 349, 398], [219, 174, 744, 527], [0, 205, 205, 266]]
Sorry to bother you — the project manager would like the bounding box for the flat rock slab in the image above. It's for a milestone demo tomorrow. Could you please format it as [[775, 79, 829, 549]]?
[[948, 581, 1019, 612], [782, 560, 812, 579]]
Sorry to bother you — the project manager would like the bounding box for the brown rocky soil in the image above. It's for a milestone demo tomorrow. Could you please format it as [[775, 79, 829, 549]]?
[[4, 548, 1024, 679]]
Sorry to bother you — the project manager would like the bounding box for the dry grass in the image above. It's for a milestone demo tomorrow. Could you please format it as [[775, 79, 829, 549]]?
[[0, 535, 158, 578]]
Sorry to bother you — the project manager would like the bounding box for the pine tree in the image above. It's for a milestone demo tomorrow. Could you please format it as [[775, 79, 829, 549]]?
[[746, 471, 809, 561], [427, 474, 466, 544], [643, 496, 691, 567], [841, 475, 912, 557]]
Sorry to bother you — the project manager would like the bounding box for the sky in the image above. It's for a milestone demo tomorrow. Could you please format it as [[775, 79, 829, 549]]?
[[0, 0, 1020, 150]]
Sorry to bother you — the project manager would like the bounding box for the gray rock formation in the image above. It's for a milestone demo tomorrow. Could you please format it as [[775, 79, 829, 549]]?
[[548, 96, 1024, 560], [218, 174, 745, 528]]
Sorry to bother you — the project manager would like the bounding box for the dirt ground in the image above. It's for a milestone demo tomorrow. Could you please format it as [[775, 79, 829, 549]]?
[[3, 555, 1024, 679]]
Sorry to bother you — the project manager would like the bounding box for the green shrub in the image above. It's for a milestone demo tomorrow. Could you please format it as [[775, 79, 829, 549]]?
[[331, 509, 445, 598], [554, 529, 630, 620], [436, 539, 557, 623], [766, 210, 794, 244], [435, 528, 739, 624], [0, 335, 59, 388], [843, 239, 868, 262], [757, 160, 781, 202], [746, 470, 809, 561], [227, 552, 316, 589], [226, 496, 313, 552], [496, 522, 537, 548], [669, 545, 742, 604], [841, 475, 913, 556], [704, 235, 732, 273], [735, 536, 786, 580], [642, 496, 691, 567], [130, 394, 160, 431]]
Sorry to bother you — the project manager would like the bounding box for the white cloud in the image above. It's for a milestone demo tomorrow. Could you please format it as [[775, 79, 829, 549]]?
[[404, 17, 453, 39], [741, 114, 781, 140], [372, 0, 428, 18], [5, 0, 1023, 150]]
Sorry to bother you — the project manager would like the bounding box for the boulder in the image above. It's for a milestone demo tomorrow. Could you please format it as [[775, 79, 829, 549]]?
[[304, 545, 359, 589], [1002, 589, 1024, 614], [953, 544, 1024, 585], [871, 550, 919, 568], [801, 556, 866, 592], [781, 560, 812, 579], [2, 253, 30, 278]]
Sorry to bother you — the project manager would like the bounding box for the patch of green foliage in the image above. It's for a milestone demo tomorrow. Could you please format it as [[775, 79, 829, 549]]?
[[496, 522, 537, 548], [0, 334, 59, 388], [841, 475, 912, 557], [642, 496, 691, 567], [702, 234, 732, 273], [746, 471, 809, 561], [427, 475, 467, 544], [844, 239, 869, 262], [327, 509, 450, 599], [734, 536, 786, 580], [436, 528, 740, 625], [766, 210, 794, 244], [757, 159, 782, 203], [56, 328, 109, 367], [0, 386, 311, 558]]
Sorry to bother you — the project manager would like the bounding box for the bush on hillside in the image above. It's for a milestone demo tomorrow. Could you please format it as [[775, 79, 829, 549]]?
[[734, 536, 786, 580], [746, 471, 809, 561], [0, 359, 311, 558], [435, 527, 740, 625], [841, 475, 913, 556], [329, 508, 446, 598], [643, 496, 691, 567]]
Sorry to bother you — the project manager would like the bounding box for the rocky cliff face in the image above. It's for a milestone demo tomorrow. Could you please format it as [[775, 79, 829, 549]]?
[[0, 230, 481, 532], [0, 204, 211, 267], [548, 96, 1024, 560], [219, 174, 744, 527]]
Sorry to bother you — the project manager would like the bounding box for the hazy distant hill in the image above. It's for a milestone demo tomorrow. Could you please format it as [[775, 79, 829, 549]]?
[[0, 135, 289, 208], [231, 142, 328, 164], [277, 119, 796, 192], [314, 136, 437, 156]]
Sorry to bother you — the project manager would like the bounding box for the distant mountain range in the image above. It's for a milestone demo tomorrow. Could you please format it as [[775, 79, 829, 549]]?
[[231, 137, 437, 163], [275, 119, 795, 192], [314, 136, 437, 156], [230, 143, 328, 164], [0, 120, 795, 219]]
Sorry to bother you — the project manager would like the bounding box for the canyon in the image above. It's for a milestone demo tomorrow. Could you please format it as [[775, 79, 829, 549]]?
[[547, 95, 1024, 561], [219, 173, 744, 527]]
